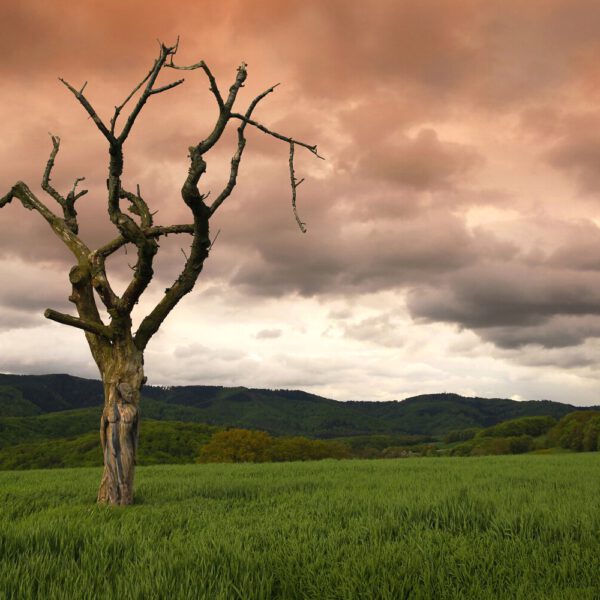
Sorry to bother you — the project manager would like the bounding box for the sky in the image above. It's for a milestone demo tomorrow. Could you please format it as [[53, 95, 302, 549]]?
[[0, 0, 599, 405]]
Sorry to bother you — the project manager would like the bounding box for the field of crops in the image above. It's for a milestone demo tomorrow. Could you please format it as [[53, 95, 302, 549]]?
[[1, 455, 599, 599]]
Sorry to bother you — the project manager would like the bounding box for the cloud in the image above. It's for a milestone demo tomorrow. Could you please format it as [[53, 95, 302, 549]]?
[[407, 262, 600, 348], [355, 128, 483, 190], [481, 316, 600, 350], [341, 313, 407, 348], [0, 308, 43, 333], [546, 129, 600, 194], [256, 328, 282, 339], [0, 261, 71, 313], [547, 221, 600, 270]]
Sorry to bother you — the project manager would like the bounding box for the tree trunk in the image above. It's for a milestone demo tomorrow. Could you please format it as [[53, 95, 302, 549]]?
[[97, 337, 144, 506]]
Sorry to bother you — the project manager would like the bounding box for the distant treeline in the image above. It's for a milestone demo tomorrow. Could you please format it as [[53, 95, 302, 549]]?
[[0, 372, 590, 438], [1, 373, 599, 469], [2, 411, 600, 470]]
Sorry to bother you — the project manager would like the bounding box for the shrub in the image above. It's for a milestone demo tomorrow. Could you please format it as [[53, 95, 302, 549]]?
[[198, 429, 273, 463], [547, 412, 600, 452], [443, 428, 481, 444], [479, 416, 556, 439], [197, 429, 351, 463]]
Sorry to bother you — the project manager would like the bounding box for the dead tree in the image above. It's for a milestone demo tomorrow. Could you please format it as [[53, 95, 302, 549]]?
[[0, 41, 321, 506]]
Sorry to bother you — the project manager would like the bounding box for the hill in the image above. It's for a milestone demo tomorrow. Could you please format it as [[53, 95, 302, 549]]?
[[0, 373, 591, 439]]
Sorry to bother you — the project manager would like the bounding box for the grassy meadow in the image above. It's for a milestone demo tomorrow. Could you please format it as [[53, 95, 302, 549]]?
[[1, 454, 599, 599]]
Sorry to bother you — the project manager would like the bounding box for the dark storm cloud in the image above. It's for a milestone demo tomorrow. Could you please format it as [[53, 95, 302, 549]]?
[[482, 316, 600, 350], [227, 203, 486, 297], [407, 263, 600, 348]]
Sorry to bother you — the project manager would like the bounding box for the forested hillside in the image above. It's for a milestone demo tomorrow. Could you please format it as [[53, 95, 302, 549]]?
[[1, 373, 597, 470], [0, 373, 585, 438]]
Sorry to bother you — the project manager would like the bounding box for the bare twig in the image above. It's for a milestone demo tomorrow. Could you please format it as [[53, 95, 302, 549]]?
[[208, 229, 220, 252], [40, 135, 86, 233], [120, 186, 153, 228], [68, 177, 87, 202], [166, 59, 224, 109], [230, 112, 325, 159], [0, 181, 89, 258], [118, 43, 180, 143], [150, 79, 185, 95], [195, 63, 248, 155], [289, 142, 307, 233], [41, 134, 66, 207], [110, 67, 154, 134], [59, 78, 116, 143], [209, 84, 279, 215]]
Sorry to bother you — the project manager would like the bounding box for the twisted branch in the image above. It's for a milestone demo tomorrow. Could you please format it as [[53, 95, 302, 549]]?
[[44, 309, 113, 340]]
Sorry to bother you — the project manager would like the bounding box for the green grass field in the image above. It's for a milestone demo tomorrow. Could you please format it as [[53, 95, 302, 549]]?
[[1, 455, 599, 599]]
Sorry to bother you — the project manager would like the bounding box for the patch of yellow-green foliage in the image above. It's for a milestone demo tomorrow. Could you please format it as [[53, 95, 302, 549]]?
[[1, 454, 600, 599], [197, 428, 351, 463]]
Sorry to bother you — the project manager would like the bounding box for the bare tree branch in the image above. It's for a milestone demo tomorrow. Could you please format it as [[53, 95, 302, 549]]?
[[41, 134, 67, 207], [230, 112, 325, 159], [0, 182, 90, 259], [211, 88, 320, 231], [134, 216, 210, 351], [88, 252, 119, 310], [117, 43, 180, 143], [66, 264, 112, 368], [120, 186, 153, 228], [101, 43, 185, 315], [44, 308, 113, 340], [166, 58, 224, 110], [149, 78, 185, 95], [68, 177, 87, 201], [41, 135, 86, 234], [96, 224, 195, 259], [110, 67, 155, 134], [59, 78, 116, 143], [135, 58, 324, 348], [196, 63, 248, 154], [289, 142, 307, 233], [209, 83, 279, 216]]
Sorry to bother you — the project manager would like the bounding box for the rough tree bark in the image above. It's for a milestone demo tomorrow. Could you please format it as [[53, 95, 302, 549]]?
[[0, 40, 322, 505]]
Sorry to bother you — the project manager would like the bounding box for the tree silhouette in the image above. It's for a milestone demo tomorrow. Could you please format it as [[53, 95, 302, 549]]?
[[0, 41, 321, 505]]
